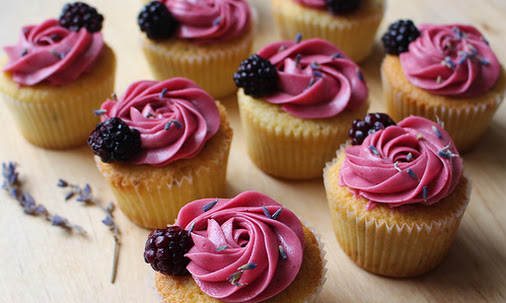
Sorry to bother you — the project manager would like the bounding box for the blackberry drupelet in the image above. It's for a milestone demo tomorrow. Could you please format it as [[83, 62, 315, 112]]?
[[88, 117, 142, 163], [349, 113, 396, 145], [325, 0, 362, 15], [233, 54, 278, 98], [59, 2, 104, 33], [138, 1, 178, 40], [144, 226, 194, 276], [381, 19, 420, 55]]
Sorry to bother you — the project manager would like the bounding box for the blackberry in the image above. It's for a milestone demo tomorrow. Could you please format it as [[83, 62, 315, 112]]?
[[138, 1, 178, 40], [349, 113, 396, 145], [88, 117, 142, 163], [144, 226, 194, 276], [381, 19, 420, 55], [233, 54, 278, 98], [325, 0, 362, 15], [59, 2, 104, 33]]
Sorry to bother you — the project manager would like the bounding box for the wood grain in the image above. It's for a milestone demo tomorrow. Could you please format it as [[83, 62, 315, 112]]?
[[1, 0, 505, 302]]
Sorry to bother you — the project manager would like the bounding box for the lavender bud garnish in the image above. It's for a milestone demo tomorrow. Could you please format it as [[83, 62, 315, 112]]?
[[188, 222, 196, 234], [406, 168, 420, 181], [295, 33, 302, 44], [93, 109, 107, 116], [432, 125, 442, 139], [213, 16, 223, 26], [279, 245, 288, 260], [295, 54, 302, 66], [227, 271, 247, 287], [21, 49, 27, 56], [369, 145, 380, 157], [441, 57, 455, 70], [278, 45, 287, 52], [57, 179, 68, 187], [310, 62, 319, 70], [306, 77, 316, 90], [159, 88, 167, 98], [217, 245, 228, 252], [466, 43, 477, 55], [452, 26, 463, 39], [478, 56, 490, 66], [313, 70, 324, 78], [262, 206, 271, 218], [422, 185, 428, 202], [102, 215, 114, 227], [202, 198, 218, 212], [330, 52, 342, 59], [64, 191, 75, 200], [406, 152, 413, 162], [164, 119, 183, 131], [105, 201, 115, 213], [356, 68, 364, 81], [238, 263, 258, 271], [271, 207, 283, 220], [50, 50, 65, 59]]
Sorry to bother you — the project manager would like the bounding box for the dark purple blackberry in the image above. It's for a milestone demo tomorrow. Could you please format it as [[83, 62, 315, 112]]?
[[88, 117, 142, 163], [381, 19, 420, 55], [325, 0, 362, 15], [144, 226, 194, 276], [349, 113, 396, 145], [138, 1, 178, 40], [59, 2, 104, 33], [233, 54, 278, 98]]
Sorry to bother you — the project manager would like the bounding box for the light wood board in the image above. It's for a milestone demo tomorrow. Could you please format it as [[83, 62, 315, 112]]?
[[0, 0, 505, 302]]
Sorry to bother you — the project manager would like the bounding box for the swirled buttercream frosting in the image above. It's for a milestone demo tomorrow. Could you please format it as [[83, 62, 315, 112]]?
[[257, 38, 368, 119], [339, 116, 462, 209], [163, 0, 251, 44], [176, 191, 305, 303], [2, 19, 103, 86], [400, 24, 500, 98], [100, 78, 220, 166]]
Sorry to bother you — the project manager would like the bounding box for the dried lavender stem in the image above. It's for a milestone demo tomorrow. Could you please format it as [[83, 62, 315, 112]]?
[[58, 180, 121, 284], [111, 226, 120, 283]]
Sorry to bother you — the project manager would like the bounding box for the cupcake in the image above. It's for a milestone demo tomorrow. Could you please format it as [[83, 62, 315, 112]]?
[[89, 77, 233, 229], [381, 20, 506, 152], [144, 191, 326, 302], [324, 113, 471, 277], [138, 0, 253, 99], [0, 2, 116, 149], [271, 0, 385, 62], [234, 37, 369, 180]]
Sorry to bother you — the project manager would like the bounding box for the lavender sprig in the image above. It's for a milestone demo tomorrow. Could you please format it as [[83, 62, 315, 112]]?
[[2, 162, 86, 234], [58, 180, 120, 283]]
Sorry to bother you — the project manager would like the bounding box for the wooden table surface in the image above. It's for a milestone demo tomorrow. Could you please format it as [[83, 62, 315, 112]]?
[[1, 0, 505, 302]]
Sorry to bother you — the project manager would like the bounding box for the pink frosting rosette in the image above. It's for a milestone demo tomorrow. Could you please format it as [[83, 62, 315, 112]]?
[[258, 38, 368, 119], [163, 0, 251, 44], [175, 191, 305, 303], [100, 78, 220, 166], [340, 116, 463, 209], [400, 24, 500, 98], [2, 19, 103, 86]]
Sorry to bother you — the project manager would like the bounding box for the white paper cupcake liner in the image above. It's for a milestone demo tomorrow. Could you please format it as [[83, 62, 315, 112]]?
[[323, 144, 472, 277]]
